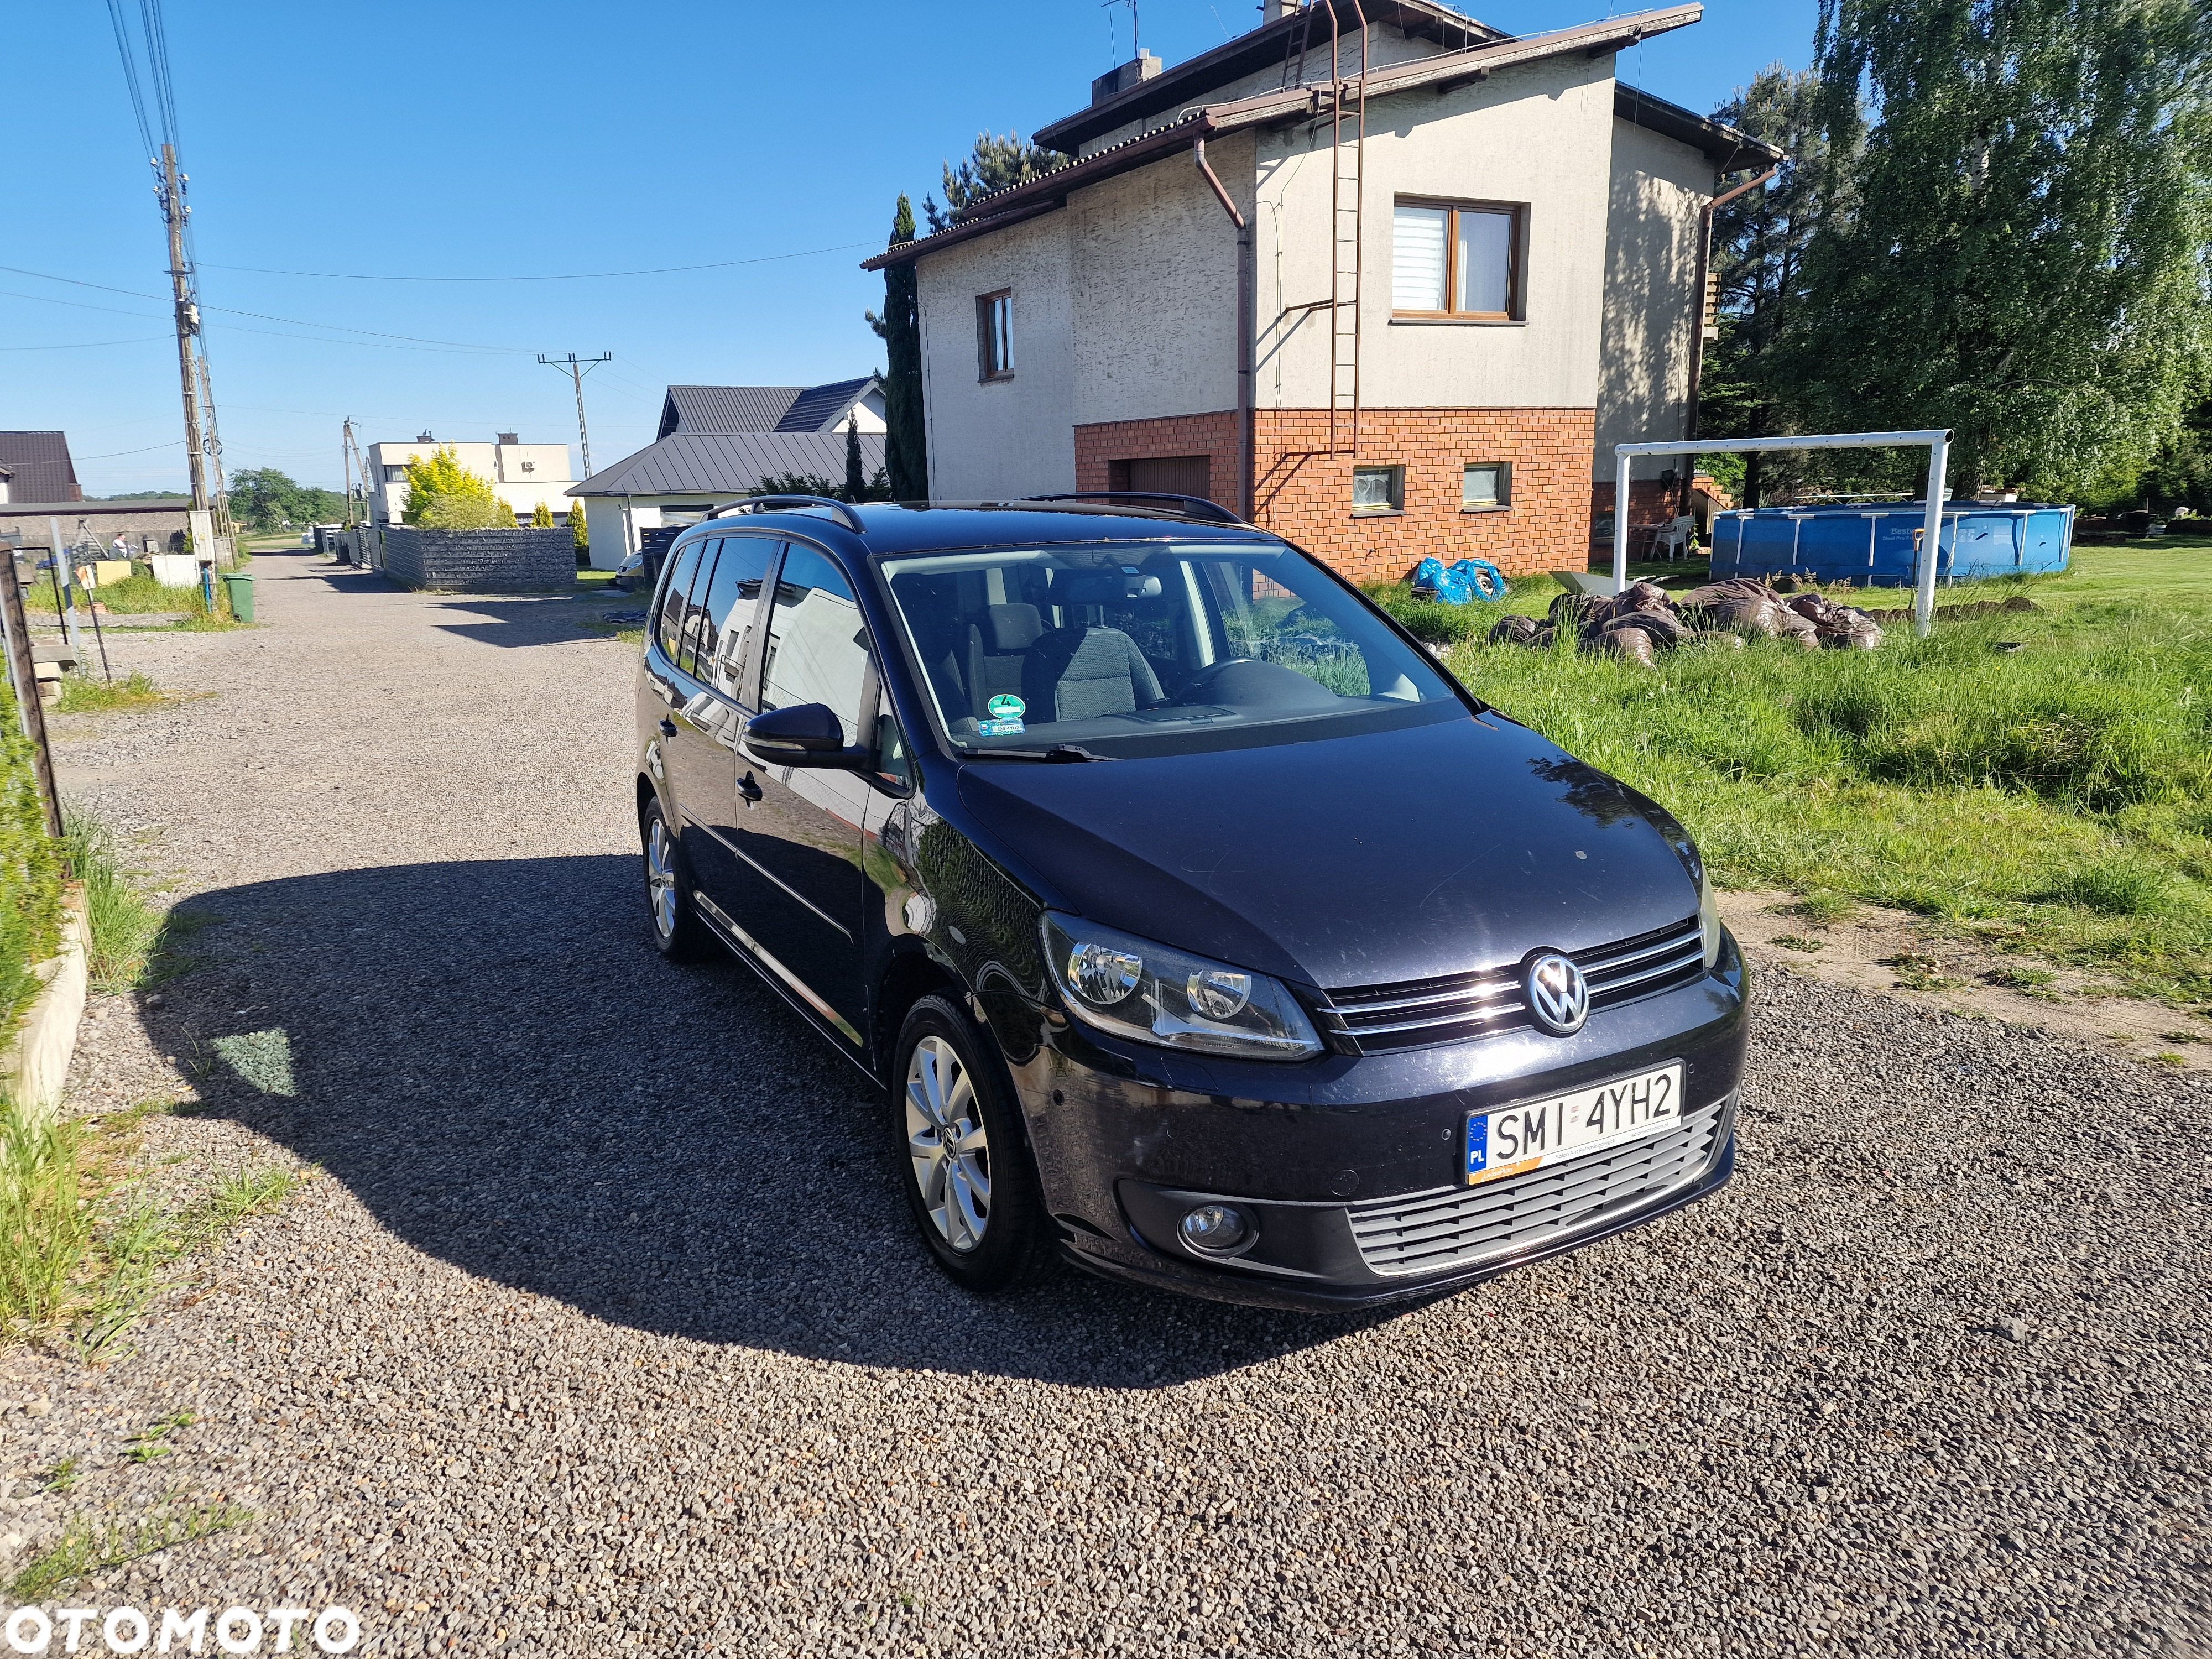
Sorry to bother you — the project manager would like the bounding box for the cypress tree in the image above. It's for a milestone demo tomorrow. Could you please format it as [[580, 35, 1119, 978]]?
[[869, 195, 928, 501], [844, 413, 865, 503]]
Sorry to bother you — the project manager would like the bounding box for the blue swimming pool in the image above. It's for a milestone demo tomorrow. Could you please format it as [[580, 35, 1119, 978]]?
[[1708, 502, 2074, 586]]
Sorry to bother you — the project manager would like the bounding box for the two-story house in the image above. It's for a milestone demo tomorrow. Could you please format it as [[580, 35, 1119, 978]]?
[[865, 0, 1775, 581]]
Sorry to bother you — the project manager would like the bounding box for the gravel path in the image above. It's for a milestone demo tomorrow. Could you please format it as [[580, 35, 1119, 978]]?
[[4, 553, 2206, 1657]]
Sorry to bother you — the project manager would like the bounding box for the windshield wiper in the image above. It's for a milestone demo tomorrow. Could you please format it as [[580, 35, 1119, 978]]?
[[962, 743, 1117, 763]]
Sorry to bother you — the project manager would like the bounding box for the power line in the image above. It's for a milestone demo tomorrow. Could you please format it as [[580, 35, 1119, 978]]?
[[0, 335, 169, 351], [0, 264, 528, 353], [197, 240, 876, 283]]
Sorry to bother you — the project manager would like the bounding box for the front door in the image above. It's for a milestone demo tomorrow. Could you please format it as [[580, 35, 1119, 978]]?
[[732, 542, 873, 1047], [666, 535, 781, 922]]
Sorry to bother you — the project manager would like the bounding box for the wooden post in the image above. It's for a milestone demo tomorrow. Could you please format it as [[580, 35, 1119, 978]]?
[[0, 552, 66, 841]]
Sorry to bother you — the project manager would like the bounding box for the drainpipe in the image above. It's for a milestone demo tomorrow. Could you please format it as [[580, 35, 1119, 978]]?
[[1679, 163, 1777, 520], [1196, 136, 1255, 521]]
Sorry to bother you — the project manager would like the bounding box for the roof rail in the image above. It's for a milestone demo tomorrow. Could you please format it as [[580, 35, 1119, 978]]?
[[1014, 491, 1244, 525], [709, 493, 867, 535]]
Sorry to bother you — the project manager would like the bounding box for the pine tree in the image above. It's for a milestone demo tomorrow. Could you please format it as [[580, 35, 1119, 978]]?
[[843, 413, 865, 503], [1781, 0, 2212, 497], [925, 132, 1058, 232], [867, 194, 929, 500]]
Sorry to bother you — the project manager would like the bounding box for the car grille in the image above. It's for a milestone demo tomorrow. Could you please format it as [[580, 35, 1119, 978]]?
[[1347, 1096, 1730, 1278], [1310, 915, 1707, 1055]]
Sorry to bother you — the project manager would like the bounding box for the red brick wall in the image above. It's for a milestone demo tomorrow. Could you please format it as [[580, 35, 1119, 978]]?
[[1074, 411, 1241, 507], [1073, 406, 1599, 586], [1593, 478, 1690, 550], [1254, 408, 1594, 585]]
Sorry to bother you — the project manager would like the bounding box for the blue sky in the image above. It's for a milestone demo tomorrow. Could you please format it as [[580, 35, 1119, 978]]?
[[3, 0, 1818, 496]]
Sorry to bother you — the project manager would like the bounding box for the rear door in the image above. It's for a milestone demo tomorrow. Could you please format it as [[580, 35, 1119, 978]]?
[[643, 536, 710, 818], [730, 542, 874, 1047], [669, 535, 782, 921]]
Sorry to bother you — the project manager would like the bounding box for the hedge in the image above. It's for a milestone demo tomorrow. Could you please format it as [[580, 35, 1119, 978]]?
[[0, 674, 62, 1028]]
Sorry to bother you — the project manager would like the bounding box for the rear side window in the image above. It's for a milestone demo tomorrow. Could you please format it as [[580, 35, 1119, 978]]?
[[761, 545, 869, 736], [693, 537, 780, 700], [655, 540, 707, 665]]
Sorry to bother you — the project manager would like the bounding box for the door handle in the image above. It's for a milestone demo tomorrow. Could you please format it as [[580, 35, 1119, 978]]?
[[658, 718, 679, 738], [737, 771, 763, 803]]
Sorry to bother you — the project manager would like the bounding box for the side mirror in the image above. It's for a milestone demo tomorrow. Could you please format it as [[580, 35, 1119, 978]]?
[[744, 703, 865, 769]]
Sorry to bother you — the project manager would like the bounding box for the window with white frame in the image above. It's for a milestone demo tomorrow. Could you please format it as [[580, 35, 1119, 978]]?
[[1352, 465, 1404, 513], [977, 290, 1014, 380], [1462, 462, 1511, 509], [1392, 200, 1523, 319]]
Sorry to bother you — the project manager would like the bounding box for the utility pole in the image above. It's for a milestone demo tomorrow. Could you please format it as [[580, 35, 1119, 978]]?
[[159, 144, 208, 513], [539, 353, 612, 478]]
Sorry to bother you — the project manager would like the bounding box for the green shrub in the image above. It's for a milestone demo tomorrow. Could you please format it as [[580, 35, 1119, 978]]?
[[0, 675, 62, 1027]]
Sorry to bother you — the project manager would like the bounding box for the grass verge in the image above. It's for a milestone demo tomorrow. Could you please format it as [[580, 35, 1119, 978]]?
[[55, 672, 167, 715], [1439, 542, 2212, 1006], [9, 1501, 253, 1600], [61, 813, 168, 994]]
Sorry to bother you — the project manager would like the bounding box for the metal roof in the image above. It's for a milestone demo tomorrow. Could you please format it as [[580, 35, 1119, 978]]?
[[1615, 83, 1782, 167], [656, 376, 884, 440], [567, 432, 887, 499], [0, 432, 82, 504], [865, 6, 1714, 272], [775, 375, 882, 433]]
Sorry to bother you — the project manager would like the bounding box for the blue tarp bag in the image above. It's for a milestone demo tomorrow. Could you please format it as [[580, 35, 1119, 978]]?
[[1411, 556, 1507, 605]]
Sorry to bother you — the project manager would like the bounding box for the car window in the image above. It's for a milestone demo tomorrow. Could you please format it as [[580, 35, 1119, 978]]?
[[878, 540, 1457, 758], [675, 538, 722, 678], [694, 536, 779, 701], [654, 540, 706, 666], [761, 545, 870, 741]]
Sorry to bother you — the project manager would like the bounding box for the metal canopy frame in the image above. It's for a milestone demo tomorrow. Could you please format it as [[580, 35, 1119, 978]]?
[[1612, 429, 1953, 637]]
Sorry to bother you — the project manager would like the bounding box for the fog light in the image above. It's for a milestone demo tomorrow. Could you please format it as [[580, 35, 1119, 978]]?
[[1177, 1202, 1252, 1255]]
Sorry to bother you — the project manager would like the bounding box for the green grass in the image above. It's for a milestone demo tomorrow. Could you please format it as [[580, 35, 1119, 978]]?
[[62, 812, 168, 994], [73, 1162, 301, 1357], [1436, 540, 2212, 1006], [9, 1501, 252, 1599], [0, 673, 64, 1028], [0, 1100, 91, 1339], [55, 671, 167, 714]]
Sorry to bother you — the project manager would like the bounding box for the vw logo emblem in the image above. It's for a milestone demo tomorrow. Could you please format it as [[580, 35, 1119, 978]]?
[[1524, 951, 1591, 1036]]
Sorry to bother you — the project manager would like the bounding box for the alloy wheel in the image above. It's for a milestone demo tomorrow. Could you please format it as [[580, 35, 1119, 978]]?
[[904, 1035, 992, 1252], [646, 816, 679, 939]]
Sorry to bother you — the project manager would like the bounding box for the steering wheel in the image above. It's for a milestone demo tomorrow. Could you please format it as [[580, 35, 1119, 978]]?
[[1179, 658, 1259, 700]]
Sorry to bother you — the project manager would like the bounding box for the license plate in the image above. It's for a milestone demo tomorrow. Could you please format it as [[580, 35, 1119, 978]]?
[[1464, 1062, 1683, 1186]]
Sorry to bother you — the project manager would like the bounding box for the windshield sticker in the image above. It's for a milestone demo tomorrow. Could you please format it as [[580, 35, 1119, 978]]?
[[987, 693, 1026, 719], [977, 718, 1026, 737]]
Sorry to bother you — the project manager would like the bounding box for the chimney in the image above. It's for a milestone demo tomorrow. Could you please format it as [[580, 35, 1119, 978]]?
[[1262, 0, 1301, 20], [1091, 49, 1163, 106], [417, 431, 435, 443], [497, 432, 519, 445]]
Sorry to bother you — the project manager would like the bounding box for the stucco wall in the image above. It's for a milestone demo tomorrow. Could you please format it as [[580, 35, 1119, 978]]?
[[1255, 54, 1618, 414], [1067, 128, 1250, 429], [1594, 117, 1714, 480], [916, 209, 1077, 501]]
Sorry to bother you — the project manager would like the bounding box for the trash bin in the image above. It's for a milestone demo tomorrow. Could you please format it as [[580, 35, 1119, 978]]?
[[220, 571, 255, 622]]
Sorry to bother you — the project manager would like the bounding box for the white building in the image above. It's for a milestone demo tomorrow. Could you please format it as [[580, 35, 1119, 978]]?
[[864, 0, 1777, 583], [566, 377, 886, 570], [364, 433, 577, 527]]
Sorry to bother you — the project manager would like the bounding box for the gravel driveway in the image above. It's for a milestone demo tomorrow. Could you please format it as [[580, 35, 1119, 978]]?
[[6, 552, 2206, 1656]]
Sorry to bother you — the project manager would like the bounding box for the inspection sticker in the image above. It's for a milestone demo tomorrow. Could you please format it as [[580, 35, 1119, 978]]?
[[977, 718, 1025, 736], [987, 693, 1027, 719]]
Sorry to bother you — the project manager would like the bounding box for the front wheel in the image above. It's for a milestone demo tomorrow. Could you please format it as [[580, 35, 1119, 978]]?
[[891, 995, 1053, 1292], [641, 797, 707, 962]]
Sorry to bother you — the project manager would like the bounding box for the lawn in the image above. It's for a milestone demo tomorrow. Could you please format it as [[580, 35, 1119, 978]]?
[[1395, 535, 2212, 1009]]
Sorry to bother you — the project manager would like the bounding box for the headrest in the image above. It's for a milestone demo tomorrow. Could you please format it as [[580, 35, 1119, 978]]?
[[983, 602, 1043, 652], [1050, 567, 1164, 605]]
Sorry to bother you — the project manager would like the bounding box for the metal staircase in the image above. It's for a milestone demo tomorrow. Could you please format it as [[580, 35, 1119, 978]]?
[[1321, 1, 1369, 456]]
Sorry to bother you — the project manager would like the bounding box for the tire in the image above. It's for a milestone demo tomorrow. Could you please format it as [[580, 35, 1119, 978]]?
[[890, 994, 1053, 1292], [640, 796, 708, 962]]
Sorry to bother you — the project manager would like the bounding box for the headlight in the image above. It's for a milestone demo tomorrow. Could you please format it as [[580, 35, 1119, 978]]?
[[1040, 913, 1322, 1061], [1698, 867, 1723, 968]]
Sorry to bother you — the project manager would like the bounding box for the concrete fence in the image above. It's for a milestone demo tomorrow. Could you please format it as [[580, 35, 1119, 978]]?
[[377, 525, 574, 592]]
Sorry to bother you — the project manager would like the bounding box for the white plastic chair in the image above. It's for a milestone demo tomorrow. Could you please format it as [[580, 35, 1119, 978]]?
[[1651, 515, 1698, 560]]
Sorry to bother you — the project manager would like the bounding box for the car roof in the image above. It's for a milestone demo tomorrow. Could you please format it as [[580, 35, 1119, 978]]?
[[686, 500, 1283, 557]]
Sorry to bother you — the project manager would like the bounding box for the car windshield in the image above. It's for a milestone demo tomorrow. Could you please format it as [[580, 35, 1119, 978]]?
[[877, 539, 1462, 758]]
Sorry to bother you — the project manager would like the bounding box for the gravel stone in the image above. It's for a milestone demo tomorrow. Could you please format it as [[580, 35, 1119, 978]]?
[[4, 555, 2207, 1656]]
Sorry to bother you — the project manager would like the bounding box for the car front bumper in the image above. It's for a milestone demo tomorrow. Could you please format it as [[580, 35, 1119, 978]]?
[[993, 933, 1750, 1312]]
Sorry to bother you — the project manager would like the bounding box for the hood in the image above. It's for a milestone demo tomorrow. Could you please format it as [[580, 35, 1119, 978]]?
[[956, 712, 1700, 992]]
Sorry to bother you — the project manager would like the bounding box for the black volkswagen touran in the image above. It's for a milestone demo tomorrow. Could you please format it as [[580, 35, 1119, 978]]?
[[634, 494, 1748, 1310]]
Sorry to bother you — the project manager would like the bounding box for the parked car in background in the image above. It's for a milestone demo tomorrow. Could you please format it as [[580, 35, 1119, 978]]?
[[633, 494, 1750, 1308]]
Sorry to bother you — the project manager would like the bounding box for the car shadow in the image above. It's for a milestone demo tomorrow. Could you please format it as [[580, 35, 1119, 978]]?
[[138, 855, 1384, 1385], [427, 595, 642, 649]]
